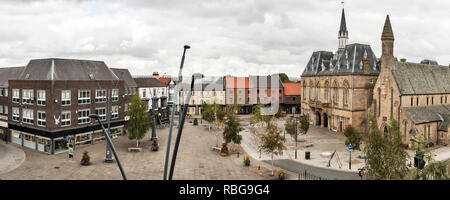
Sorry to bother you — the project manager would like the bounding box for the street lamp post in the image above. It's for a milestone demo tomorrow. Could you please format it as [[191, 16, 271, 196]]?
[[163, 45, 190, 180], [105, 90, 113, 163], [168, 73, 204, 180], [89, 114, 127, 180]]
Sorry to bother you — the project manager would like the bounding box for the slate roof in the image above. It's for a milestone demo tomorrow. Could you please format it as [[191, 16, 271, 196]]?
[[402, 105, 450, 131], [339, 8, 348, 37], [110, 68, 138, 88], [134, 77, 167, 88], [18, 58, 119, 81], [302, 43, 379, 77], [392, 62, 450, 95], [0, 67, 25, 87], [248, 75, 284, 88]]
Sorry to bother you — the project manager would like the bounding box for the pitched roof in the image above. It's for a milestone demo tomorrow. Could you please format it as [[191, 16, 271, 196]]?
[[302, 43, 379, 77], [225, 77, 250, 89], [110, 68, 138, 88], [381, 15, 394, 40], [402, 105, 450, 131], [158, 78, 172, 86], [248, 75, 283, 88], [392, 62, 450, 95], [134, 77, 167, 88], [283, 83, 301, 96], [0, 67, 25, 87], [18, 58, 119, 81]]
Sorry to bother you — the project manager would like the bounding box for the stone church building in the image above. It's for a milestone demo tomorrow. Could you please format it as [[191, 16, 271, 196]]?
[[372, 16, 450, 146], [301, 9, 450, 146]]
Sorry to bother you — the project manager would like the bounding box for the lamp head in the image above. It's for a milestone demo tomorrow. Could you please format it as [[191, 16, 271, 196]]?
[[184, 45, 191, 49], [89, 114, 100, 120]]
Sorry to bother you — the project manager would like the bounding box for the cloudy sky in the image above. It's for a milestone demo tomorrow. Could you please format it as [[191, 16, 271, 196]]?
[[0, 0, 449, 78]]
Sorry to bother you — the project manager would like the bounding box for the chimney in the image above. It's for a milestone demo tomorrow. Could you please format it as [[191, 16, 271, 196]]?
[[400, 58, 406, 63]]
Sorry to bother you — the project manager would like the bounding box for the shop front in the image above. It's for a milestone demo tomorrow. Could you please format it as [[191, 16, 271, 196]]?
[[54, 136, 72, 154], [10, 129, 22, 145], [37, 136, 51, 154], [75, 132, 92, 147]]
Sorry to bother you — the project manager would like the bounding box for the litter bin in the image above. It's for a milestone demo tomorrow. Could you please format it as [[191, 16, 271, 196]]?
[[305, 151, 310, 160]]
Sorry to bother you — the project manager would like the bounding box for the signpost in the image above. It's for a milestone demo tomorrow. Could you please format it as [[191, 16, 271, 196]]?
[[348, 144, 353, 170]]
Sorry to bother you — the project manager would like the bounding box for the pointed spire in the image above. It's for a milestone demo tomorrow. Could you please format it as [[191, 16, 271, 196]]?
[[381, 15, 394, 40], [339, 8, 348, 36]]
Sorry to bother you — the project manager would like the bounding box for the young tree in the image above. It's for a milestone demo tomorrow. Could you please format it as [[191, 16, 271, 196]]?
[[250, 104, 272, 127], [258, 119, 286, 175], [364, 117, 409, 180], [126, 94, 151, 147], [201, 102, 216, 131], [343, 125, 362, 150], [299, 115, 310, 137], [221, 111, 243, 155]]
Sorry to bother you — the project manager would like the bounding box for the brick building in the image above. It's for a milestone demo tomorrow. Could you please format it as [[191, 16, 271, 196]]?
[[283, 82, 301, 114], [0, 67, 24, 142], [301, 8, 379, 133], [372, 16, 450, 146], [2, 58, 128, 154]]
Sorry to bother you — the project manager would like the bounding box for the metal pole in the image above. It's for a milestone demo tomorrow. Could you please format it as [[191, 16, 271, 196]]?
[[163, 45, 190, 180], [168, 73, 202, 180], [151, 97, 158, 140], [105, 90, 113, 162], [349, 150, 351, 170], [95, 118, 127, 180]]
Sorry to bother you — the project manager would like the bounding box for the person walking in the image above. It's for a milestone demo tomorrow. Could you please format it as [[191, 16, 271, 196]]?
[[68, 143, 74, 160]]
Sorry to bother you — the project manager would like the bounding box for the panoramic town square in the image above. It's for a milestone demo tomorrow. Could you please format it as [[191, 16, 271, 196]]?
[[0, 0, 450, 184]]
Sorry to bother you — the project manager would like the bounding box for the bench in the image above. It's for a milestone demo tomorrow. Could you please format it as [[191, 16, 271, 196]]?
[[211, 146, 221, 152], [128, 147, 142, 152]]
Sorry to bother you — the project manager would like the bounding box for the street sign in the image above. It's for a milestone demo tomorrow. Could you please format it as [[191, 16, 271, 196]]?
[[348, 144, 353, 151]]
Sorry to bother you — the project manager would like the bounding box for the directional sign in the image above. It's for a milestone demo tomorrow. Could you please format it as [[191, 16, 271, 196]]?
[[348, 144, 353, 151]]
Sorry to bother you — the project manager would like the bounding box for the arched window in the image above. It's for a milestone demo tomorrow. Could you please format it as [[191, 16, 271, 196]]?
[[343, 81, 349, 105], [316, 81, 320, 101], [325, 81, 330, 103], [333, 81, 338, 105]]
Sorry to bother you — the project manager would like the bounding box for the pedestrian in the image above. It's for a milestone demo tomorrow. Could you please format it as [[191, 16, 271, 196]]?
[[68, 143, 74, 159]]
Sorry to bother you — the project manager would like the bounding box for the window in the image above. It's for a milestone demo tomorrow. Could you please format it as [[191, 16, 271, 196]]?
[[411, 97, 413, 106], [446, 96, 448, 104], [61, 111, 71, 127], [77, 109, 90, 124], [132, 88, 136, 95], [441, 96, 443, 104], [61, 90, 71, 105], [12, 107, 19, 121], [0, 105, 3, 114], [12, 89, 20, 103], [112, 89, 119, 101], [426, 97, 429, 105], [23, 109, 34, 124], [37, 111, 46, 127], [125, 88, 128, 95], [431, 97, 434, 105], [417, 97, 419, 106], [111, 106, 118, 119], [334, 87, 338, 104], [95, 90, 106, 103], [344, 82, 349, 105], [0, 88, 4, 96], [95, 107, 106, 121], [22, 89, 34, 104], [78, 89, 91, 104], [4, 106, 7, 114], [37, 90, 46, 106]]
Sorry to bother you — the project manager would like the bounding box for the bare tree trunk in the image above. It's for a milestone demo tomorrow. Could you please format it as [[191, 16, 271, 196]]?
[[136, 139, 139, 147], [271, 153, 274, 176]]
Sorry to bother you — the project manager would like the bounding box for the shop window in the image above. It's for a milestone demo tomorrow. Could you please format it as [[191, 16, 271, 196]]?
[[12, 89, 20, 103], [78, 89, 91, 104], [61, 111, 71, 126], [37, 111, 46, 127], [75, 133, 92, 146], [78, 109, 91, 124], [22, 109, 34, 124], [61, 90, 71, 105], [22, 89, 34, 104], [37, 90, 46, 106], [95, 89, 107, 103], [95, 107, 106, 121]]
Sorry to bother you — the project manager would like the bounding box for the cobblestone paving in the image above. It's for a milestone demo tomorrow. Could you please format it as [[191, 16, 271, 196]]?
[[0, 123, 266, 180]]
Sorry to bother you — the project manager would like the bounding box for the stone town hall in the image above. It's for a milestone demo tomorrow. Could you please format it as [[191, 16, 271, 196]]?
[[301, 9, 450, 146]]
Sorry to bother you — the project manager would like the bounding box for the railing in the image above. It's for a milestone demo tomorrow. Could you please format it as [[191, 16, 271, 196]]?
[[297, 169, 332, 180]]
